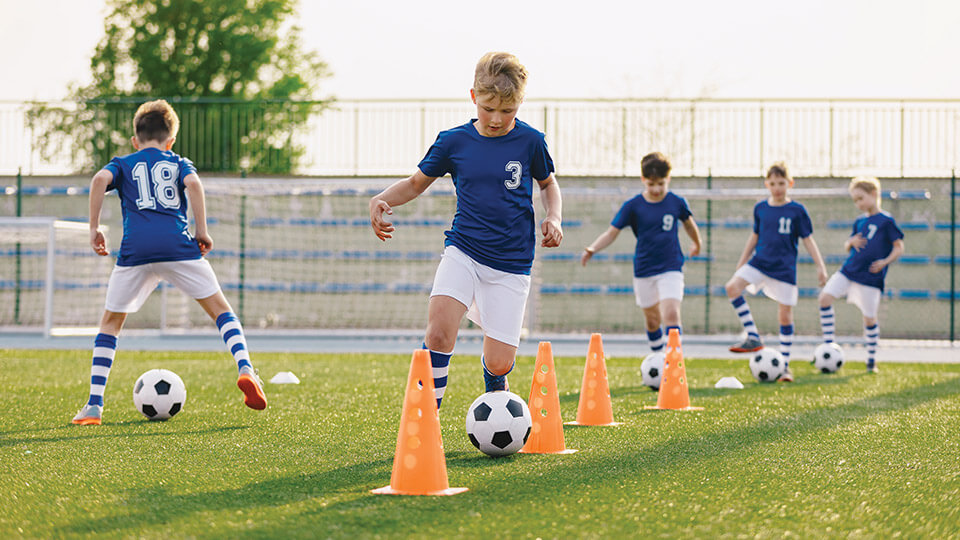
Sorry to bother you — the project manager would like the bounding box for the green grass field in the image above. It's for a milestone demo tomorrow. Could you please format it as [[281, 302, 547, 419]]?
[[3, 348, 959, 539]]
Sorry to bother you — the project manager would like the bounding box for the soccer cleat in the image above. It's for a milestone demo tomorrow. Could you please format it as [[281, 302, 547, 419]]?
[[779, 367, 794, 383], [237, 366, 267, 410], [729, 337, 763, 353], [866, 364, 879, 374], [71, 404, 103, 425]]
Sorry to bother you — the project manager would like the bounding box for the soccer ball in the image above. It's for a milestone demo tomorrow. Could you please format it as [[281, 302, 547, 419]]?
[[465, 391, 532, 457], [750, 348, 786, 382], [814, 342, 845, 373], [640, 352, 665, 390], [133, 369, 187, 420]]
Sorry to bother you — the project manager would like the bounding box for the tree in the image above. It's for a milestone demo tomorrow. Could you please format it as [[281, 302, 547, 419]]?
[[31, 0, 330, 173]]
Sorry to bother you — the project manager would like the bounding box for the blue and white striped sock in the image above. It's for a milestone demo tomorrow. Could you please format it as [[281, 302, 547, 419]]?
[[422, 343, 451, 409], [731, 296, 759, 340], [216, 312, 251, 372], [482, 355, 513, 392], [865, 324, 879, 368], [87, 333, 117, 407], [647, 327, 664, 352], [820, 306, 836, 343], [779, 324, 794, 366], [665, 325, 682, 345]]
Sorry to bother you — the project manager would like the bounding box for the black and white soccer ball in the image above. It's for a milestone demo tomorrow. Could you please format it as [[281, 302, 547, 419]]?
[[465, 391, 532, 457], [133, 369, 186, 420], [640, 352, 665, 390], [814, 342, 845, 373], [750, 347, 786, 382]]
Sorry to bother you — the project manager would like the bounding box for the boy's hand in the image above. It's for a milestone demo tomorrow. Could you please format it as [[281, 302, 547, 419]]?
[[868, 259, 888, 273], [196, 232, 213, 256], [817, 266, 828, 286], [541, 217, 563, 248], [90, 229, 108, 256], [848, 233, 867, 251], [369, 199, 395, 241], [689, 243, 701, 257], [580, 248, 594, 266]]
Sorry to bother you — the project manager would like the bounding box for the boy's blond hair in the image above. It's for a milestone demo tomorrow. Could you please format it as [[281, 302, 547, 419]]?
[[766, 161, 792, 181], [641, 152, 671, 180], [473, 52, 527, 104], [133, 99, 180, 143], [849, 176, 882, 208]]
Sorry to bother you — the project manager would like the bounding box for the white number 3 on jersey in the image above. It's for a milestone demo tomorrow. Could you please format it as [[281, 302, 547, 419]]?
[[504, 161, 522, 190]]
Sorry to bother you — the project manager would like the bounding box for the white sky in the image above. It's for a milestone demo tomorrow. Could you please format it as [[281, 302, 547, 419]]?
[[1, 0, 958, 101]]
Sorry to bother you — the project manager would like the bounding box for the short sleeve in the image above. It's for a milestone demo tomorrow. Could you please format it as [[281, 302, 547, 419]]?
[[417, 133, 453, 178], [753, 203, 762, 234], [611, 200, 633, 230], [677, 195, 693, 221], [179, 156, 197, 182], [102, 158, 122, 192], [887, 218, 905, 242], [530, 132, 555, 181], [797, 206, 814, 238]]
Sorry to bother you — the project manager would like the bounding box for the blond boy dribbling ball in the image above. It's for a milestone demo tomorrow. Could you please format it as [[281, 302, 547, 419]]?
[[818, 176, 905, 373], [368, 52, 563, 409]]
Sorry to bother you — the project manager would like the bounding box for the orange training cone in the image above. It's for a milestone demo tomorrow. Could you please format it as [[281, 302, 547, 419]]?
[[566, 333, 621, 426], [646, 328, 703, 411], [372, 349, 468, 496], [520, 342, 577, 454]]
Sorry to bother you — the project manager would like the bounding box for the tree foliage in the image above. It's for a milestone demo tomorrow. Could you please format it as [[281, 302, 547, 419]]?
[[32, 0, 330, 173]]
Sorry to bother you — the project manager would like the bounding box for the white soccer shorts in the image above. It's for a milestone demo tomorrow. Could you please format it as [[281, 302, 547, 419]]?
[[734, 264, 799, 306], [104, 259, 222, 313], [430, 245, 531, 347], [632, 271, 685, 309], [821, 271, 881, 319]]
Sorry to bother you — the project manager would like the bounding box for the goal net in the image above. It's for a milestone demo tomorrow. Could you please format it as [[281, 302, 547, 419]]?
[[0, 217, 113, 336]]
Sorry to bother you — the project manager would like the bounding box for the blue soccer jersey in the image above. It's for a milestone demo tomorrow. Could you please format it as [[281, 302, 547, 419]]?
[[418, 119, 555, 275], [840, 211, 904, 291], [747, 201, 814, 285], [102, 147, 202, 266], [611, 192, 692, 278]]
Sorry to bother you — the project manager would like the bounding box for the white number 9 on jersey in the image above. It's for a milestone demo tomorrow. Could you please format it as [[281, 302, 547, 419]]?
[[504, 161, 522, 190], [661, 215, 674, 231]]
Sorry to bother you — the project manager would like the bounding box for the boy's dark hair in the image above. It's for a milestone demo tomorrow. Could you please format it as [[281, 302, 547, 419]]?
[[766, 161, 791, 180], [132, 99, 180, 143], [641, 152, 671, 180]]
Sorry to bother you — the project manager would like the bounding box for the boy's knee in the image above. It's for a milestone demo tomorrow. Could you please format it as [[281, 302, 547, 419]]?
[[424, 326, 457, 352], [483, 355, 514, 376], [725, 281, 741, 298], [818, 294, 833, 308]]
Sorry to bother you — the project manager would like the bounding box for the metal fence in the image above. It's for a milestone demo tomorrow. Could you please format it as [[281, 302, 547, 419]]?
[[2, 98, 959, 178]]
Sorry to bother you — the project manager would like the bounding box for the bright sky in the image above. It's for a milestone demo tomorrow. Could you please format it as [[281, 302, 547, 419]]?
[[2, 0, 958, 101]]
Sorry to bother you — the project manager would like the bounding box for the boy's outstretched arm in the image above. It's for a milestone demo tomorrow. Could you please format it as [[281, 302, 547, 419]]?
[[581, 226, 620, 266], [184, 173, 212, 256], [801, 235, 829, 286], [537, 174, 562, 248], [734, 233, 759, 270], [369, 170, 437, 241], [869, 238, 905, 273], [88, 169, 113, 256], [682, 216, 702, 257]]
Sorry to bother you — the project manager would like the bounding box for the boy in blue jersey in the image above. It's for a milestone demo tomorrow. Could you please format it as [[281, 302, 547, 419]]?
[[368, 52, 563, 409], [819, 176, 904, 373], [725, 163, 828, 381], [581, 152, 702, 355], [72, 99, 266, 425]]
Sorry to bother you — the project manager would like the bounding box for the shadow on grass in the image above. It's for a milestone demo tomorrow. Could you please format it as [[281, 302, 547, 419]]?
[[0, 425, 250, 448]]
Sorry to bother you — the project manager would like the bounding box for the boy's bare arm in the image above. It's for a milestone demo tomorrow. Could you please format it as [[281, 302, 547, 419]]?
[[369, 170, 437, 241], [734, 233, 759, 269], [682, 217, 702, 257], [581, 226, 620, 266], [802, 235, 829, 286], [537, 174, 562, 248], [183, 173, 212, 255], [88, 169, 113, 256], [869, 238, 905, 273]]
